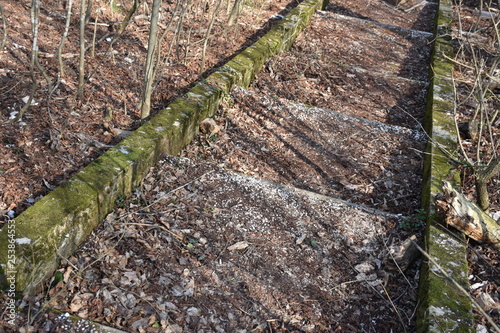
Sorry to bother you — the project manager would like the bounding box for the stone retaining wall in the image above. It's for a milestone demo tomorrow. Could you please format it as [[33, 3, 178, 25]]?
[[417, 0, 474, 331]]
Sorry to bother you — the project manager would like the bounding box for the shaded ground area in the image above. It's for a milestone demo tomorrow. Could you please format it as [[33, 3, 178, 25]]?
[[183, 88, 426, 215], [253, 10, 433, 129], [30, 156, 420, 332], [327, 0, 437, 33]]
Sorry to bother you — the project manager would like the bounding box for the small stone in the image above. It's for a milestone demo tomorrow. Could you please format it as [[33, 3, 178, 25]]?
[[186, 307, 200, 316], [354, 262, 374, 273], [227, 241, 249, 251], [491, 211, 500, 221], [200, 118, 221, 134], [356, 272, 377, 281], [470, 281, 487, 290], [296, 234, 306, 245], [477, 292, 499, 310], [476, 324, 488, 333]]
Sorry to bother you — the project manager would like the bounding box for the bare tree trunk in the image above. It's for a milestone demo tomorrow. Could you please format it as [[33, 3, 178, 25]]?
[[85, 0, 93, 25], [140, 0, 161, 119], [200, 0, 223, 74], [12, 0, 41, 122], [117, 0, 140, 35], [29, 0, 52, 92], [227, 0, 242, 26], [91, 9, 98, 57], [57, 0, 73, 79], [0, 0, 6, 51], [77, 0, 87, 99], [476, 157, 500, 213]]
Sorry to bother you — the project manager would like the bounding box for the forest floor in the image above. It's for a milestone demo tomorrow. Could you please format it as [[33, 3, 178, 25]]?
[[0, 0, 499, 331]]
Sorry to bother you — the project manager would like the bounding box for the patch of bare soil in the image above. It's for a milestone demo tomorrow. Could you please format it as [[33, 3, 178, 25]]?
[[5, 156, 421, 333], [449, 0, 500, 330], [0, 0, 291, 222]]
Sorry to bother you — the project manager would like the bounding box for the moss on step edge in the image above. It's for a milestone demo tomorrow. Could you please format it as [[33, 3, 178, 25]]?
[[417, 0, 474, 331], [0, 0, 330, 294]]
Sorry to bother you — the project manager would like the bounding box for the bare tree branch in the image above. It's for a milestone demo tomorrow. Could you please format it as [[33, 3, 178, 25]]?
[[77, 0, 87, 99], [117, 0, 140, 35], [57, 0, 73, 81], [10, 0, 42, 122], [227, 0, 243, 26], [201, 0, 223, 74], [0, 0, 6, 51], [140, 0, 161, 119]]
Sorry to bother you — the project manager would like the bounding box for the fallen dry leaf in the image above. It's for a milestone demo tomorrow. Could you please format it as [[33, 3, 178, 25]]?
[[227, 241, 250, 251]]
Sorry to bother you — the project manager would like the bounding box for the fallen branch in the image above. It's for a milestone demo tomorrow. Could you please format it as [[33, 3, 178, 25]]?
[[435, 181, 500, 249]]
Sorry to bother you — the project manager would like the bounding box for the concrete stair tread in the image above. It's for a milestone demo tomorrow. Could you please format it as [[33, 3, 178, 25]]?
[[64, 154, 411, 331], [252, 11, 432, 128], [293, 10, 433, 82], [184, 88, 426, 215], [324, 11, 435, 38], [327, 0, 437, 33], [254, 61, 429, 129], [158, 154, 400, 222]]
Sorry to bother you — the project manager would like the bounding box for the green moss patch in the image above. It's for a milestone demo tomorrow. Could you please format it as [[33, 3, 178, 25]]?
[[417, 0, 474, 331]]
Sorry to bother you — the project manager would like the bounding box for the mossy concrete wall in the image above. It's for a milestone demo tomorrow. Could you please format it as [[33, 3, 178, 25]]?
[[0, 0, 329, 294], [417, 0, 474, 331]]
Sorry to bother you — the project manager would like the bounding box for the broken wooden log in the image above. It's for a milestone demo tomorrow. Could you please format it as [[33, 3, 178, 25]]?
[[435, 181, 500, 249]]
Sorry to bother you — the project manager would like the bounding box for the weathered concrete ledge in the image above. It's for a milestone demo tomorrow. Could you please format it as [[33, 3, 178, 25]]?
[[417, 0, 474, 331], [0, 0, 328, 294]]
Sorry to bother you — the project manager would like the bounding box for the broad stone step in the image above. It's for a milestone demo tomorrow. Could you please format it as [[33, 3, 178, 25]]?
[[327, 12, 434, 39], [254, 60, 428, 129], [253, 11, 432, 128], [327, 0, 437, 33], [70, 154, 413, 331], [296, 11, 432, 81], [184, 88, 426, 215]]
